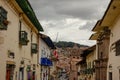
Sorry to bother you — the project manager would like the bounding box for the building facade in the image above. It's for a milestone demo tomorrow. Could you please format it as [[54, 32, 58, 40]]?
[[67, 44, 83, 80], [89, 0, 120, 80], [90, 24, 110, 80], [0, 0, 43, 80], [78, 45, 96, 80], [99, 0, 120, 80], [39, 34, 55, 80]]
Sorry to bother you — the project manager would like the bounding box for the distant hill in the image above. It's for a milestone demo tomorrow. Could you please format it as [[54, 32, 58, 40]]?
[[54, 41, 88, 48]]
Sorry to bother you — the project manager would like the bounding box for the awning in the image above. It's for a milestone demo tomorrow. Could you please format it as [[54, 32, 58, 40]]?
[[41, 58, 47, 66], [47, 59, 53, 66], [41, 58, 53, 66]]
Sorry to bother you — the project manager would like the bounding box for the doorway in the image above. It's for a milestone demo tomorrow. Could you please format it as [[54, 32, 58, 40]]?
[[6, 64, 15, 80], [19, 67, 24, 80], [109, 72, 112, 80]]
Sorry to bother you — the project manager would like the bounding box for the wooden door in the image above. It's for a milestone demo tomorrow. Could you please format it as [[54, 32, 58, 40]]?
[[6, 69, 11, 80]]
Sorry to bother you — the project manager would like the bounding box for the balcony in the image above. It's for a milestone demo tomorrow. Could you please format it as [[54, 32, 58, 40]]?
[[31, 43, 38, 53], [80, 68, 94, 74], [19, 31, 29, 45]]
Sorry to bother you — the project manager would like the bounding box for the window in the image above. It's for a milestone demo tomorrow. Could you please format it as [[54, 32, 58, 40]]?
[[115, 40, 120, 56], [31, 43, 38, 53], [0, 6, 8, 30], [41, 49, 46, 57], [41, 50, 44, 57], [19, 31, 29, 45]]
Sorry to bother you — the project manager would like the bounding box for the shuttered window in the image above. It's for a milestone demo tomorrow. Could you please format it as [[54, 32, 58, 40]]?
[[0, 6, 8, 30], [115, 40, 120, 56]]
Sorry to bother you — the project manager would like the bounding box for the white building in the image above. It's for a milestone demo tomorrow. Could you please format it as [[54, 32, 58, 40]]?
[[39, 34, 56, 80]]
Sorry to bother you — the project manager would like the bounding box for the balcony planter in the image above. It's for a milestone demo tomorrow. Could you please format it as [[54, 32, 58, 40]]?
[[26, 65, 31, 72], [19, 31, 29, 45]]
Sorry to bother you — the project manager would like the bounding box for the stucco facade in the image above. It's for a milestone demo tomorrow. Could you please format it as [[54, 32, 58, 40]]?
[[39, 37, 51, 80], [89, 0, 120, 80], [0, 0, 43, 80], [108, 13, 120, 80], [39, 34, 55, 80]]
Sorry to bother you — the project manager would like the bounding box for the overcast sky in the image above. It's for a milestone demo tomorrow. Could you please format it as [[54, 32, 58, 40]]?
[[29, 0, 110, 46]]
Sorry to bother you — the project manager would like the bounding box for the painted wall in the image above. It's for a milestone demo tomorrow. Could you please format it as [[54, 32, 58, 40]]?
[[0, 1, 40, 80], [39, 38, 51, 80], [108, 14, 120, 80], [86, 49, 96, 80], [39, 38, 51, 61]]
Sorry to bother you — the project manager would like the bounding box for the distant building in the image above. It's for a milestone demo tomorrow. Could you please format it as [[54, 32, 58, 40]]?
[[78, 45, 96, 80], [66, 44, 83, 80]]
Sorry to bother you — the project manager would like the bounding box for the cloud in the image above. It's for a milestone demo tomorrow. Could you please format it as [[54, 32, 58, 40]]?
[[29, 0, 110, 46], [29, 0, 110, 20], [79, 20, 97, 31]]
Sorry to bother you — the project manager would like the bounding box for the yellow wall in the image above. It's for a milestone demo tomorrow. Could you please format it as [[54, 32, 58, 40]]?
[[86, 49, 96, 80], [108, 14, 120, 80], [0, 0, 40, 80]]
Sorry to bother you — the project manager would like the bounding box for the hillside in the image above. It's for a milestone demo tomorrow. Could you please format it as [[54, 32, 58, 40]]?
[[54, 41, 88, 48]]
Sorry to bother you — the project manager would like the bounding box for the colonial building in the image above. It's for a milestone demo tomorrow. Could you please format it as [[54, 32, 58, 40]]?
[[90, 20, 110, 80], [0, 0, 43, 80], [94, 0, 120, 80], [89, 0, 120, 80]]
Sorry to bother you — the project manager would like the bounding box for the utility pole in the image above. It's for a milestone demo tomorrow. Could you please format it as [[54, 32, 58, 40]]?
[[55, 32, 59, 42]]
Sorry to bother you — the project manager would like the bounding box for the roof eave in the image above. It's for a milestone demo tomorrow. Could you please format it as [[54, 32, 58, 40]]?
[[89, 33, 99, 40], [40, 34, 56, 49], [100, 0, 120, 27], [15, 0, 44, 31]]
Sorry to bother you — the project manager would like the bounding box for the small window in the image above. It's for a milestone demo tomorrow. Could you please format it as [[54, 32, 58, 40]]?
[[41, 50, 44, 57], [115, 40, 120, 56], [31, 43, 38, 53], [0, 6, 8, 30]]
